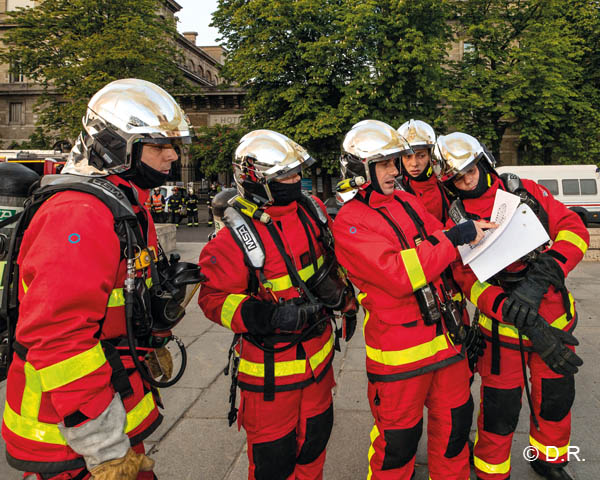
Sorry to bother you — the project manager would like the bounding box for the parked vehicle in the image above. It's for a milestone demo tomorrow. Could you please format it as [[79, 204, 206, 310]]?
[[496, 164, 600, 226], [0, 150, 67, 176]]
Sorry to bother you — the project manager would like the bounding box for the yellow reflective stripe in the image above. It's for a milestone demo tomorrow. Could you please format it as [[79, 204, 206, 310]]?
[[367, 424, 380, 480], [365, 334, 450, 366], [107, 278, 153, 307], [21, 362, 42, 419], [529, 435, 569, 458], [308, 333, 334, 372], [38, 343, 107, 392], [400, 249, 426, 291], [555, 230, 588, 254], [357, 292, 369, 334], [221, 294, 248, 330], [470, 281, 491, 306], [478, 293, 575, 340], [3, 401, 67, 445], [3, 392, 156, 447], [0, 260, 5, 291], [264, 256, 324, 292], [125, 392, 155, 433], [474, 454, 511, 475], [238, 358, 306, 377], [22, 278, 28, 293]]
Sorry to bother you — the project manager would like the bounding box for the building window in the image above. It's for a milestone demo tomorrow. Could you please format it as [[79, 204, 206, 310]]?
[[9, 62, 24, 83], [9, 102, 23, 124]]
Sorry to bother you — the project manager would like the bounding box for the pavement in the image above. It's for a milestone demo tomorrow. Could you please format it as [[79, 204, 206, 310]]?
[[0, 230, 599, 478]]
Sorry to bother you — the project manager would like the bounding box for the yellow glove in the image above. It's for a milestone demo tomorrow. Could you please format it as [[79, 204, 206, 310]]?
[[90, 448, 154, 480]]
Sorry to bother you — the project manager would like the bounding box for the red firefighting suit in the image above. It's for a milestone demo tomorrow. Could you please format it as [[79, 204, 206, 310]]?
[[401, 171, 450, 223], [198, 198, 336, 480], [333, 188, 472, 480], [2, 176, 162, 480], [449, 174, 589, 479]]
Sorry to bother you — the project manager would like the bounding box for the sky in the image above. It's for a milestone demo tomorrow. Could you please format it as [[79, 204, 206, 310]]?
[[175, 0, 221, 46]]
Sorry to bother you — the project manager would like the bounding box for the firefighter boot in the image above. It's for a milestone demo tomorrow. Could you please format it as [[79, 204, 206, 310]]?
[[530, 459, 573, 480]]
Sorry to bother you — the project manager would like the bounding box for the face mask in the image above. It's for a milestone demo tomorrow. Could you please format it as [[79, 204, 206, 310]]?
[[269, 180, 302, 206], [120, 158, 169, 190]]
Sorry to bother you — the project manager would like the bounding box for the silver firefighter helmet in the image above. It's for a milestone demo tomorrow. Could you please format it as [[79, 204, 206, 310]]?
[[397, 119, 436, 151], [63, 78, 192, 176], [233, 129, 315, 206], [433, 132, 496, 184], [340, 119, 413, 186]]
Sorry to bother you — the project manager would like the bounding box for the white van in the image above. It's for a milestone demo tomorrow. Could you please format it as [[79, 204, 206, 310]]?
[[496, 164, 600, 226]]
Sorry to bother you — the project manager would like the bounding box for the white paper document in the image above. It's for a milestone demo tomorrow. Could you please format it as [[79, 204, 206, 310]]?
[[458, 190, 550, 282]]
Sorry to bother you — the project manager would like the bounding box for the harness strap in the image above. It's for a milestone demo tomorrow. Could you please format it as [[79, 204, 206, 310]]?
[[491, 319, 501, 375], [101, 341, 134, 399]]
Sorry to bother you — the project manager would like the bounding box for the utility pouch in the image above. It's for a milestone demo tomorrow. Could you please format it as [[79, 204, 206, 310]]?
[[415, 284, 441, 326]]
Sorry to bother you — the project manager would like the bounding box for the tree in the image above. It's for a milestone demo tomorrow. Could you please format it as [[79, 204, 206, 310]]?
[[1, 0, 185, 144], [189, 124, 246, 184], [444, 0, 599, 164], [212, 0, 351, 176], [212, 0, 453, 194], [340, 0, 453, 131]]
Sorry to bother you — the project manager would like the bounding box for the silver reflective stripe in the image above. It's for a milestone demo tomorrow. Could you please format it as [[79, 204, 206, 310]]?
[[301, 192, 327, 225], [223, 207, 265, 269]]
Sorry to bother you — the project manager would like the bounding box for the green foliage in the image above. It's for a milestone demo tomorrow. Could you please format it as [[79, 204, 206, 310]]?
[[444, 0, 600, 165], [212, 0, 452, 175], [189, 124, 246, 178], [1, 0, 185, 142]]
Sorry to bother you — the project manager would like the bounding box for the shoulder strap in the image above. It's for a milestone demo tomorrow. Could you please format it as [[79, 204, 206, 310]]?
[[222, 205, 266, 271]]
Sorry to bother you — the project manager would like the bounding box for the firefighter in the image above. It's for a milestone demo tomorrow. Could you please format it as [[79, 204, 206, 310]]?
[[185, 187, 199, 226], [150, 187, 165, 223], [206, 182, 218, 226], [1, 79, 196, 480], [333, 120, 493, 480], [198, 130, 357, 480], [435, 132, 586, 480], [397, 119, 450, 223], [168, 187, 183, 226]]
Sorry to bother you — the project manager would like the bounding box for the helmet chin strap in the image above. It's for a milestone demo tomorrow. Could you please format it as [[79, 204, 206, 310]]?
[[368, 163, 383, 194]]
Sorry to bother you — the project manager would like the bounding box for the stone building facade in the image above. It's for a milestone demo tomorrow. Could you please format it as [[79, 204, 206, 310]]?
[[0, 0, 239, 159]]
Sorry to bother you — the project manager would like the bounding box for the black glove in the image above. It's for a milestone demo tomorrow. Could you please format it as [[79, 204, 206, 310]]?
[[502, 254, 564, 328], [464, 325, 486, 371], [444, 221, 477, 247], [241, 298, 322, 335], [343, 311, 357, 342], [271, 299, 323, 332], [521, 315, 582, 376]]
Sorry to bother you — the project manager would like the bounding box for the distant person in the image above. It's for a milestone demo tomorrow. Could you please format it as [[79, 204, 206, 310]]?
[[206, 182, 218, 226], [185, 187, 199, 227], [168, 187, 183, 226], [150, 187, 165, 223]]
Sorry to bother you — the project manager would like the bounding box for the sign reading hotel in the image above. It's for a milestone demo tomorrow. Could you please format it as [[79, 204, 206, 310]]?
[[209, 114, 243, 127]]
